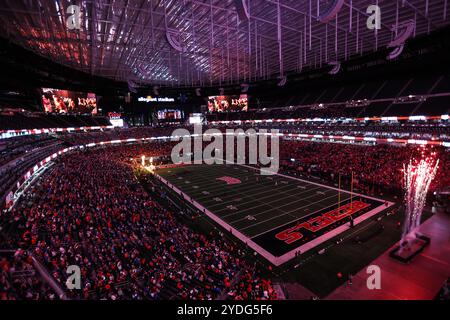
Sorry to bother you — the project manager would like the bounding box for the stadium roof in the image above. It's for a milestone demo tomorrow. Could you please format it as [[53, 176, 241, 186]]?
[[0, 0, 449, 87]]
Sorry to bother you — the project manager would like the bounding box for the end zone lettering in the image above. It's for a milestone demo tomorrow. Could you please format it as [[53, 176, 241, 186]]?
[[275, 201, 370, 244]]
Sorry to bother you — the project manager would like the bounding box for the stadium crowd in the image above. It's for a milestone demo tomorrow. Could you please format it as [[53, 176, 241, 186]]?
[[55, 121, 450, 146], [0, 250, 57, 300], [279, 141, 449, 194], [1, 143, 276, 300], [256, 122, 450, 140], [0, 135, 60, 167], [1, 123, 449, 300]]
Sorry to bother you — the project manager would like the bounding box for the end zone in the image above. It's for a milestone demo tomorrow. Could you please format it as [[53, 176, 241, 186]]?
[[152, 165, 394, 266]]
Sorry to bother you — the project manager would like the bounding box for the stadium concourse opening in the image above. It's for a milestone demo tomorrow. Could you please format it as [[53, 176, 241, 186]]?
[[0, 0, 450, 304]]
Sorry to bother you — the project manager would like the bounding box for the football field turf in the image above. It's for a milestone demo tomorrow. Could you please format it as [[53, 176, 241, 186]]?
[[153, 164, 393, 266]]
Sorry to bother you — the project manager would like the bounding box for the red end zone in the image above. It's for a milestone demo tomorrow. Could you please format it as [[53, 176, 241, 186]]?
[[154, 167, 394, 266], [275, 201, 370, 245]]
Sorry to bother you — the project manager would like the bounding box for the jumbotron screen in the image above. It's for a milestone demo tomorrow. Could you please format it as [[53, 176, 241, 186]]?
[[41, 88, 98, 114], [207, 94, 248, 113], [157, 109, 183, 120]]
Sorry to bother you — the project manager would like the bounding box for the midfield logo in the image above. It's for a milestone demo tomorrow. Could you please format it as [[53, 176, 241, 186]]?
[[216, 176, 242, 185]]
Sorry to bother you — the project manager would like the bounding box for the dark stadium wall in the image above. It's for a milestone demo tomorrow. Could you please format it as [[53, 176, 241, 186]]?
[[142, 26, 450, 109], [1, 25, 450, 115], [0, 38, 128, 95], [96, 95, 128, 115], [127, 90, 202, 125], [0, 88, 42, 111], [245, 27, 450, 107]]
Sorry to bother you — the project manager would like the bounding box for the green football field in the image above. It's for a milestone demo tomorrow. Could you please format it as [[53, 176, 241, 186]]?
[[153, 163, 392, 266]]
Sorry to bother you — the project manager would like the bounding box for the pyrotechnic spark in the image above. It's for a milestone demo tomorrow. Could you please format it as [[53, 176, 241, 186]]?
[[401, 155, 439, 243]]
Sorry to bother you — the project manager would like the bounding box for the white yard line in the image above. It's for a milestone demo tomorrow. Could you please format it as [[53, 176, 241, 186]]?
[[238, 163, 391, 203], [198, 179, 306, 204], [184, 170, 303, 223], [169, 166, 311, 203], [216, 185, 324, 215], [236, 193, 346, 228], [153, 172, 280, 265], [153, 164, 395, 266], [248, 200, 350, 238], [161, 167, 303, 206], [164, 171, 284, 201], [191, 173, 305, 224], [270, 203, 393, 265], [227, 190, 338, 223], [170, 166, 334, 216]]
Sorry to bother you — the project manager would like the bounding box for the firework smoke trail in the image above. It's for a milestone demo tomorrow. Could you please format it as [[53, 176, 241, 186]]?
[[401, 156, 439, 244]]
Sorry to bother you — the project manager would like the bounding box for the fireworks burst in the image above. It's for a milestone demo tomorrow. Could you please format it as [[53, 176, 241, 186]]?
[[401, 152, 439, 243]]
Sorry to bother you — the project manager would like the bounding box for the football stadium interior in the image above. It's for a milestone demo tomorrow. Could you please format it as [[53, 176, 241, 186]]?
[[0, 0, 449, 303]]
